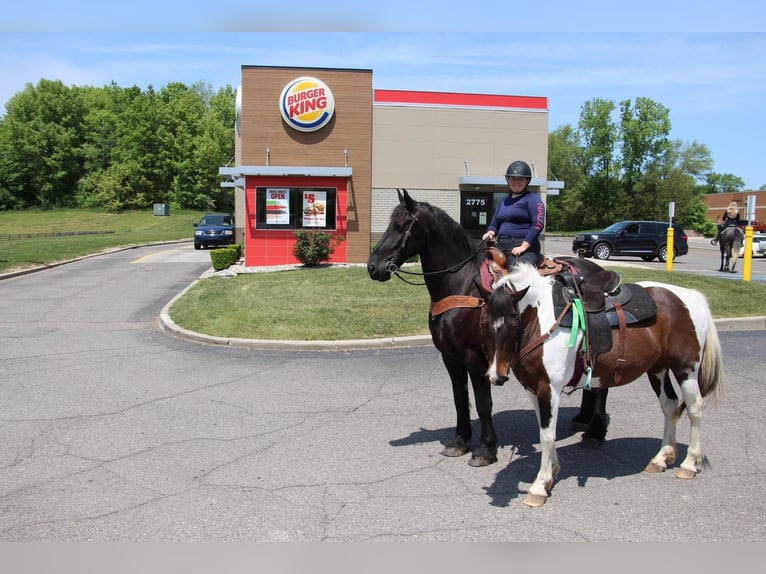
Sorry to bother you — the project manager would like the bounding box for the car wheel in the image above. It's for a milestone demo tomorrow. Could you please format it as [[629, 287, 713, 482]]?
[[641, 255, 655, 262], [657, 245, 677, 263], [194, 243, 201, 250], [593, 242, 612, 260]]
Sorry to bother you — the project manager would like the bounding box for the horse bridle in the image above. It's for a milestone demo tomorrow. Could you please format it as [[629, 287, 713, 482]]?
[[492, 279, 573, 370], [385, 208, 488, 285]]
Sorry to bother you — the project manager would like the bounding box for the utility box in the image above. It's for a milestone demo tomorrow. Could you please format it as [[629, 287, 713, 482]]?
[[153, 203, 170, 216]]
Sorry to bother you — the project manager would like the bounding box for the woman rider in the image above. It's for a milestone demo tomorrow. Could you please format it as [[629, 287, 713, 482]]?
[[711, 201, 743, 245], [481, 160, 545, 268]]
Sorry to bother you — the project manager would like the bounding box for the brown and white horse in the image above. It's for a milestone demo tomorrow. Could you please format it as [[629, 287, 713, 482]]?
[[481, 263, 723, 507]]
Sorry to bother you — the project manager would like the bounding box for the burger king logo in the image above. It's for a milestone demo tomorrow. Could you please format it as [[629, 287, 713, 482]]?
[[279, 77, 335, 132]]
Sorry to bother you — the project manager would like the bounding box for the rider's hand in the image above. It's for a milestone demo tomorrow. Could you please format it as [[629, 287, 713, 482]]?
[[482, 231, 495, 242]]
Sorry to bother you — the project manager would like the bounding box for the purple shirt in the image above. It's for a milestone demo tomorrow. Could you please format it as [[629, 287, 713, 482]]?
[[487, 191, 546, 245]]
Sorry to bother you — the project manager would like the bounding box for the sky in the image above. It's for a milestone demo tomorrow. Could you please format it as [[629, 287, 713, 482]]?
[[1, 2, 765, 190]]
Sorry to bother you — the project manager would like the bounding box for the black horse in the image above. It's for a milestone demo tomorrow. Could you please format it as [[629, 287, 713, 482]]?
[[367, 189, 609, 467], [718, 226, 744, 273]]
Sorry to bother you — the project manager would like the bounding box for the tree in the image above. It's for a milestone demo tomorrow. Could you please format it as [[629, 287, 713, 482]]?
[[577, 98, 620, 228], [702, 172, 746, 194]]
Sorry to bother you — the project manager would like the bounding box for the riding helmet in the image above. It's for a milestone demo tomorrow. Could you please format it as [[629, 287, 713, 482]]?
[[505, 160, 532, 179]]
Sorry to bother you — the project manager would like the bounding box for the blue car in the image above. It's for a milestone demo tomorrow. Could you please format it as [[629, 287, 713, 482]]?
[[193, 213, 235, 250]]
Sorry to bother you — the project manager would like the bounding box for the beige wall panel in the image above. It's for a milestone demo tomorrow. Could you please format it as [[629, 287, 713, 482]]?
[[373, 106, 548, 190]]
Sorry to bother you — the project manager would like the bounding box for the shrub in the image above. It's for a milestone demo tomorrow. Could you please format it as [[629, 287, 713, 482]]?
[[293, 230, 343, 267], [209, 245, 240, 271]]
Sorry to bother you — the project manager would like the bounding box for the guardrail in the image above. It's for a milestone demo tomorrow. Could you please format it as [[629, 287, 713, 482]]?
[[0, 230, 115, 240]]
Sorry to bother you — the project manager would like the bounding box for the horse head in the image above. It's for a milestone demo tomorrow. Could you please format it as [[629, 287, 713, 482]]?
[[482, 269, 535, 386], [367, 189, 424, 281]]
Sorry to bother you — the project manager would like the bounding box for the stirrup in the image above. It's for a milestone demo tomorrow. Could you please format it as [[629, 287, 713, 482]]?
[[710, 238, 717, 245]]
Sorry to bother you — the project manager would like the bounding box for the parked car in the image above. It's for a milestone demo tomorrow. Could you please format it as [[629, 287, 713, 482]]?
[[738, 232, 766, 258], [572, 220, 689, 263], [193, 213, 235, 250]]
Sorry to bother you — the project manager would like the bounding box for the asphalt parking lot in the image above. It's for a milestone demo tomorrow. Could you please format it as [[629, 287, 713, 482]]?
[[0, 243, 764, 546]]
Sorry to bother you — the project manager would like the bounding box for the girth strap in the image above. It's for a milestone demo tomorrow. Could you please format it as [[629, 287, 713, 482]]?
[[609, 302, 628, 386], [430, 295, 484, 317]]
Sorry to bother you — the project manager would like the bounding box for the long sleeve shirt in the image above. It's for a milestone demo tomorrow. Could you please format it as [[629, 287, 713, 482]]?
[[486, 191, 546, 246]]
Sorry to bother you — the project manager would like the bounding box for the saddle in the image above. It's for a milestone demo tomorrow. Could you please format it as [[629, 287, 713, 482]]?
[[552, 269, 657, 388]]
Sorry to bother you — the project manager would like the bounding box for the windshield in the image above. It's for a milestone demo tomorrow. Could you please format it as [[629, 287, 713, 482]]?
[[601, 222, 625, 233], [200, 215, 232, 226]]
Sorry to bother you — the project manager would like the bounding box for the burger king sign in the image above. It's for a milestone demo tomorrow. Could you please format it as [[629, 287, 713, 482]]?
[[279, 76, 335, 132]]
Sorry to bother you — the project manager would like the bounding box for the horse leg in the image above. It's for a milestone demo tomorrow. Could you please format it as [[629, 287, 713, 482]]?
[[524, 385, 560, 507], [675, 376, 706, 479], [644, 370, 680, 473], [467, 364, 498, 467], [441, 359, 472, 458], [581, 388, 610, 448]]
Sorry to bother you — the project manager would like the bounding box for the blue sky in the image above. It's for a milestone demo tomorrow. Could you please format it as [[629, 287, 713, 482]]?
[[1, 2, 765, 189]]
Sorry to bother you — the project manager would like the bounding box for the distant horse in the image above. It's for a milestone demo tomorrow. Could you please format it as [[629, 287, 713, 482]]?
[[367, 189, 610, 467], [719, 226, 744, 273], [481, 263, 723, 507]]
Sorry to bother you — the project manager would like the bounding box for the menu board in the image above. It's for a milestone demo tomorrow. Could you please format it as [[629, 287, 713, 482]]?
[[265, 188, 290, 224], [302, 190, 327, 227]]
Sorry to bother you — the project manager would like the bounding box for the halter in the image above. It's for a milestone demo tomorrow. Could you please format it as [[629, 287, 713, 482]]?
[[385, 208, 488, 286]]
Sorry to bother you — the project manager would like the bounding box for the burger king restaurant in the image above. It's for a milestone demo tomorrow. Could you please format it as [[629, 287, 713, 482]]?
[[219, 65, 553, 267]]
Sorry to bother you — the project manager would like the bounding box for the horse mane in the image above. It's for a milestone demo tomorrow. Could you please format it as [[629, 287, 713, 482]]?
[[396, 199, 475, 254], [496, 262, 546, 291]]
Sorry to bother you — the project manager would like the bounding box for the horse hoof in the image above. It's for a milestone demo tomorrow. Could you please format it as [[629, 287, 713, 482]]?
[[523, 493, 547, 507], [441, 446, 468, 458], [468, 453, 497, 467], [675, 468, 697, 480], [644, 462, 666, 473], [571, 420, 590, 432], [580, 436, 603, 449]]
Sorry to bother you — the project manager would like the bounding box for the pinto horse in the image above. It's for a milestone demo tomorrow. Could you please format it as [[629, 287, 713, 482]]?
[[367, 189, 609, 467], [718, 225, 744, 273], [481, 263, 723, 507]]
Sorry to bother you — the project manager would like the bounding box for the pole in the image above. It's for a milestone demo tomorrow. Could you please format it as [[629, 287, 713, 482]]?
[[666, 201, 675, 272], [743, 225, 753, 282]]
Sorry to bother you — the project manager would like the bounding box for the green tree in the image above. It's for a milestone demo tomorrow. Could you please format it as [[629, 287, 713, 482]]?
[[577, 98, 620, 228], [0, 80, 87, 208], [702, 172, 746, 194]]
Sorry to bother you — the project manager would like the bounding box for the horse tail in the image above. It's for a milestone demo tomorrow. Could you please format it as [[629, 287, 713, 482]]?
[[698, 303, 724, 401]]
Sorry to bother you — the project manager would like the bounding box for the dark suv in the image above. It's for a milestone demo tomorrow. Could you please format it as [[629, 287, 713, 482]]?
[[193, 213, 235, 250], [572, 220, 688, 262]]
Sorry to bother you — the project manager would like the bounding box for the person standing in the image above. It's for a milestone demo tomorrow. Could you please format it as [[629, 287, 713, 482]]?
[[711, 201, 743, 245], [481, 160, 545, 268]]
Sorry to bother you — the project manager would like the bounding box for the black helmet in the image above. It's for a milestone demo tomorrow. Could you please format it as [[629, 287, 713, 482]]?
[[505, 160, 532, 179]]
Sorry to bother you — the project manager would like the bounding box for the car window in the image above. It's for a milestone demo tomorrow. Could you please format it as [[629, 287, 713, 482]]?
[[625, 223, 639, 234], [639, 223, 657, 234]]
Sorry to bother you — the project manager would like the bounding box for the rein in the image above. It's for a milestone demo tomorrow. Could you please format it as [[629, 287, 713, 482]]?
[[385, 208, 488, 286]]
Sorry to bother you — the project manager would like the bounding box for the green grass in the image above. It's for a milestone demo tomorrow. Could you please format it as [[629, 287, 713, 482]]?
[[169, 266, 433, 340], [0, 208, 205, 272], [168, 263, 766, 340]]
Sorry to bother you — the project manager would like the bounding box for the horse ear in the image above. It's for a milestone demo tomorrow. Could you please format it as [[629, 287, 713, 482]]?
[[397, 188, 404, 203], [401, 188, 418, 213], [512, 285, 530, 302]]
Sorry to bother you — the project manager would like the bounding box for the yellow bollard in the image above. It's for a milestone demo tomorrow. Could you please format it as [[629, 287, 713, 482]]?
[[665, 226, 674, 272], [743, 226, 753, 282]]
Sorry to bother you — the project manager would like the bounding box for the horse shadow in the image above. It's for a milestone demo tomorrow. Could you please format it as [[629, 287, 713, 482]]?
[[389, 407, 685, 507]]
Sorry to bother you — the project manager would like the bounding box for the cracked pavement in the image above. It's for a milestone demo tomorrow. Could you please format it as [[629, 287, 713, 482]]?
[[1, 243, 764, 542]]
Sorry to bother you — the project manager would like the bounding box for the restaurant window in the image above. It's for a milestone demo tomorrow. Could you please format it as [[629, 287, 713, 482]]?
[[255, 187, 337, 230]]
